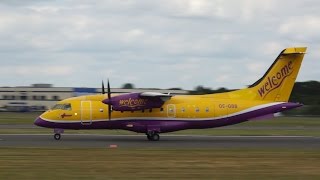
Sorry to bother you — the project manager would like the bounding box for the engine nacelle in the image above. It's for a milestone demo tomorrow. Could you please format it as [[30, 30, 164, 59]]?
[[102, 93, 165, 111]]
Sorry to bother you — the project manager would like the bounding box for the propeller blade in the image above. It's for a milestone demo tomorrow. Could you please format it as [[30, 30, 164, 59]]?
[[102, 81, 105, 94], [107, 79, 111, 99], [107, 79, 111, 120], [108, 106, 111, 121]]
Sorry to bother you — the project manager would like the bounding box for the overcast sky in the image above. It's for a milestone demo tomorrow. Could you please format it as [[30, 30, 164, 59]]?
[[0, 0, 319, 90]]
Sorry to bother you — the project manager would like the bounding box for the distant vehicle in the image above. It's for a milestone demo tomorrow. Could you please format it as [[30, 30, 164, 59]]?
[[5, 102, 30, 112], [35, 47, 307, 141], [30, 106, 47, 112]]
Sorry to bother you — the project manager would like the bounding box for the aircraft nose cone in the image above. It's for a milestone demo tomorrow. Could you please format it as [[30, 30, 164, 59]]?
[[34, 117, 45, 127]]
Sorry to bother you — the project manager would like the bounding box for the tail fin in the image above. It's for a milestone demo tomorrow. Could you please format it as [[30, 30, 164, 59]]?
[[237, 47, 307, 102]]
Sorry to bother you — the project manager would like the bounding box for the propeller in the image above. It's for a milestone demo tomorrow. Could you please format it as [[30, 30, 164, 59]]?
[[102, 79, 112, 120], [101, 81, 105, 94], [107, 79, 112, 120]]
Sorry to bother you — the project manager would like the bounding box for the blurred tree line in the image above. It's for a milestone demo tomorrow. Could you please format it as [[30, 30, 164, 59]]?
[[122, 83, 135, 89], [289, 81, 320, 105], [286, 81, 320, 116], [189, 86, 233, 95]]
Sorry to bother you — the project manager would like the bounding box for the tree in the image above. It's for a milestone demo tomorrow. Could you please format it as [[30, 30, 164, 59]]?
[[168, 88, 183, 90], [122, 83, 135, 89], [190, 86, 213, 95]]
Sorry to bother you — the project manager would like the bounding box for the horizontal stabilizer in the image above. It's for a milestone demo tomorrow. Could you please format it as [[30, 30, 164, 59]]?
[[282, 47, 307, 55]]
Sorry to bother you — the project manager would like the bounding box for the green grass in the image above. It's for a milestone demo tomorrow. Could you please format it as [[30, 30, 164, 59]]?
[[0, 112, 41, 124], [236, 116, 320, 127], [0, 148, 319, 179]]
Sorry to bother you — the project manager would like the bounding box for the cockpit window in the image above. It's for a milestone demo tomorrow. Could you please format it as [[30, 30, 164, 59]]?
[[52, 103, 72, 111]]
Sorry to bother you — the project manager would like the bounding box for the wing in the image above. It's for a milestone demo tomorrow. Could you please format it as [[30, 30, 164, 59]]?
[[139, 92, 172, 101]]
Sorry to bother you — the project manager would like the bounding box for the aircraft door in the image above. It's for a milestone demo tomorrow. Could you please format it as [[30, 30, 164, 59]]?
[[167, 104, 176, 118], [81, 101, 92, 125]]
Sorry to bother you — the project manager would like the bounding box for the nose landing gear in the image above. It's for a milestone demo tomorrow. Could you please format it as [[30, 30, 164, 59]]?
[[54, 133, 61, 140], [53, 129, 64, 140]]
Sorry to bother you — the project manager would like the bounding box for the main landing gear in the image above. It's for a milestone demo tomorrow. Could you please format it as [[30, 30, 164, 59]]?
[[146, 131, 160, 141], [53, 129, 64, 140]]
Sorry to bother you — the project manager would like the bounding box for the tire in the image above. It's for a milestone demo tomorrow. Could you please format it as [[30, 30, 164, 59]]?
[[54, 133, 61, 140], [152, 133, 160, 141]]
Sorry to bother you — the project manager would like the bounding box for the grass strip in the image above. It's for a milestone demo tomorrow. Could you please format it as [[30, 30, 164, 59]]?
[[0, 148, 319, 179]]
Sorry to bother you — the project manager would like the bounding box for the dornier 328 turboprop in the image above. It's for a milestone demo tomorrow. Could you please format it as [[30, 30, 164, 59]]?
[[35, 47, 307, 141]]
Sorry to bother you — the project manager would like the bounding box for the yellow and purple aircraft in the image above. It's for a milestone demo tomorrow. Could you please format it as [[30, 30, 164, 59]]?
[[35, 47, 307, 141]]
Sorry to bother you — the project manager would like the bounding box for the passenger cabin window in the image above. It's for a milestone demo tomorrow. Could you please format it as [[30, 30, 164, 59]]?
[[4, 95, 15, 100], [195, 107, 200, 112], [160, 108, 164, 112], [205, 107, 209, 112], [20, 96, 27, 100], [181, 107, 185, 113], [52, 96, 60, 101], [52, 103, 72, 111]]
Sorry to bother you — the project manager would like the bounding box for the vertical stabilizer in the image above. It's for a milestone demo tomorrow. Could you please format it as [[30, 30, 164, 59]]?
[[232, 47, 307, 102]]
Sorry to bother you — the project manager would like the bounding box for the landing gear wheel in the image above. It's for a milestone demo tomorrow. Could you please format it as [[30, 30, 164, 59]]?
[[146, 132, 160, 141], [54, 133, 61, 140], [152, 133, 160, 141]]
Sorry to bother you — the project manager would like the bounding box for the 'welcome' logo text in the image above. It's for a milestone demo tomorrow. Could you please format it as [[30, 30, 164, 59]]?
[[119, 98, 148, 108], [258, 61, 293, 98]]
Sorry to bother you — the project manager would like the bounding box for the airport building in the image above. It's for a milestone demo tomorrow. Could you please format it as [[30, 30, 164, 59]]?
[[0, 84, 188, 112]]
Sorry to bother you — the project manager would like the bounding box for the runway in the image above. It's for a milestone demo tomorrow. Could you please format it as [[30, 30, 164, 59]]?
[[1, 134, 320, 148]]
